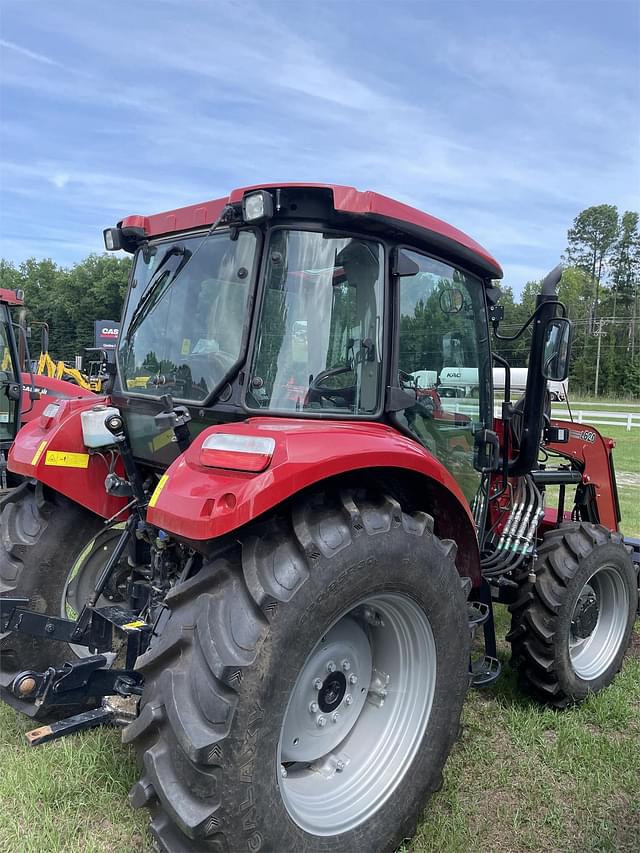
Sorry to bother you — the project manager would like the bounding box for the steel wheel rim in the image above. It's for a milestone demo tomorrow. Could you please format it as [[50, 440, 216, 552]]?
[[60, 524, 126, 659], [277, 592, 436, 835], [569, 564, 630, 680]]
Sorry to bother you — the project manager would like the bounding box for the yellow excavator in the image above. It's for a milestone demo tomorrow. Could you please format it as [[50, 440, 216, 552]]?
[[33, 323, 109, 393]]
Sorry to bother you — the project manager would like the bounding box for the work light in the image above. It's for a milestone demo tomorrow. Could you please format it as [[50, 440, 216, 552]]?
[[242, 190, 274, 223], [103, 227, 122, 251]]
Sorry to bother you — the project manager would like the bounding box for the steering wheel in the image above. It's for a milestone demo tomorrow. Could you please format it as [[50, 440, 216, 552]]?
[[307, 364, 357, 407]]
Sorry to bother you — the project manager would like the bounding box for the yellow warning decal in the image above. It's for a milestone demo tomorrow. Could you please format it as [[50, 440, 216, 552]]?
[[148, 473, 169, 508], [44, 450, 90, 469], [149, 429, 174, 452], [31, 440, 48, 466], [122, 620, 147, 631]]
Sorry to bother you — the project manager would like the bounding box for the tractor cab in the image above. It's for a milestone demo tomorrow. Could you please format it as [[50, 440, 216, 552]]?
[[111, 187, 498, 504], [0, 289, 24, 458]]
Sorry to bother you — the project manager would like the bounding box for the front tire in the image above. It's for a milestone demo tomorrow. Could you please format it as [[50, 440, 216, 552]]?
[[508, 523, 637, 706], [0, 482, 114, 716], [125, 490, 470, 852]]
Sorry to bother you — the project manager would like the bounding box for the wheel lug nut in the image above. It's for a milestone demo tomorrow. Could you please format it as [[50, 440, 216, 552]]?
[[309, 702, 318, 713], [341, 659, 351, 672], [313, 678, 323, 690], [349, 674, 358, 685], [317, 716, 326, 728], [332, 712, 340, 723], [336, 760, 345, 772], [326, 661, 336, 673], [345, 694, 353, 705]]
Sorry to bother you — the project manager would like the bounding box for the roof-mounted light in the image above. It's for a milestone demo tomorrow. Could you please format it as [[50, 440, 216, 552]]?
[[103, 227, 122, 251], [200, 433, 276, 473], [242, 190, 274, 223]]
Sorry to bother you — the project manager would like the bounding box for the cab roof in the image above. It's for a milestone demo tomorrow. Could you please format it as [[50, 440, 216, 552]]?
[[0, 288, 24, 306], [119, 182, 502, 280]]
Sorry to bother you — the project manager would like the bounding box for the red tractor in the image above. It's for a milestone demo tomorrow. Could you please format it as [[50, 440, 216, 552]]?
[[0, 185, 638, 853], [0, 288, 94, 491]]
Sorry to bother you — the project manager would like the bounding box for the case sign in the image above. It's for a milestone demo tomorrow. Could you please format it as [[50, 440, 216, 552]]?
[[95, 320, 120, 350]]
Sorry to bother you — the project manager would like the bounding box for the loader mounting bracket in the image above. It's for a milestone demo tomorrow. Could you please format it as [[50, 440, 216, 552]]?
[[0, 598, 151, 666]]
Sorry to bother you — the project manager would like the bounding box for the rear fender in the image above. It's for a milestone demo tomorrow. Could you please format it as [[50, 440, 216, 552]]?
[[8, 396, 128, 519], [147, 418, 481, 583]]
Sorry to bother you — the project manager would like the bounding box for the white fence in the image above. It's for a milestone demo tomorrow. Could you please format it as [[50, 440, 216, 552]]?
[[550, 409, 640, 431], [440, 400, 640, 431], [551, 401, 640, 431]]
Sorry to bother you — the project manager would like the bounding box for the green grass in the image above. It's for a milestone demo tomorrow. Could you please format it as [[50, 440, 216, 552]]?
[[0, 707, 149, 852], [604, 425, 640, 475], [1, 619, 638, 852], [410, 614, 640, 853], [619, 486, 640, 538]]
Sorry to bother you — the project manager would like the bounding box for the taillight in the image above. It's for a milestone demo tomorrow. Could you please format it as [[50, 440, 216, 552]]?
[[199, 434, 276, 472]]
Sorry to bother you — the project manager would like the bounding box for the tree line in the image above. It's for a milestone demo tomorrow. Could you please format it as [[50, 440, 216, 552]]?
[[0, 202, 637, 397], [491, 205, 639, 398], [0, 255, 132, 363]]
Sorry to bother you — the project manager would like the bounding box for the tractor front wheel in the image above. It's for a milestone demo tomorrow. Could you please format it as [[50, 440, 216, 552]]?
[[508, 523, 637, 706], [0, 482, 120, 716], [125, 490, 470, 853]]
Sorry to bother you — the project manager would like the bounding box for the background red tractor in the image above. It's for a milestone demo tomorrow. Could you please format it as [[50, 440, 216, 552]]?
[[0, 287, 94, 492], [0, 184, 637, 853]]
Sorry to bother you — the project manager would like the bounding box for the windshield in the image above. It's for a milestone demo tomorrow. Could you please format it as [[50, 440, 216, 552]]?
[[119, 230, 257, 401], [247, 230, 384, 414]]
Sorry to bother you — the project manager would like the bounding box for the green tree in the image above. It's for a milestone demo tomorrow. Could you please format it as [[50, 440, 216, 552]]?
[[610, 211, 640, 358], [0, 254, 131, 363], [565, 204, 619, 334]]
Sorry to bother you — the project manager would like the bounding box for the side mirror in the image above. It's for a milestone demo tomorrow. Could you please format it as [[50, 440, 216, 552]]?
[[391, 249, 420, 277], [541, 317, 572, 381]]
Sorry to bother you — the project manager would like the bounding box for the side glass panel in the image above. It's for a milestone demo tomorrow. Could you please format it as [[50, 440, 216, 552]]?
[[0, 307, 18, 442], [119, 231, 257, 402], [396, 251, 491, 502], [247, 230, 384, 414]]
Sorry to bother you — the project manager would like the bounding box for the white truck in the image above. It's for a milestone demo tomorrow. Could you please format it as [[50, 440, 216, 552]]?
[[438, 366, 568, 401]]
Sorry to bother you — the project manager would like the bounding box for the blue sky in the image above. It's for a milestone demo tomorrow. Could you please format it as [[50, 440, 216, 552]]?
[[0, 0, 638, 294]]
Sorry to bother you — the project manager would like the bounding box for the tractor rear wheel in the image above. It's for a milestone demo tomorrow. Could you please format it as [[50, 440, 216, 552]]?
[[125, 490, 470, 853], [508, 522, 637, 707], [0, 481, 116, 717]]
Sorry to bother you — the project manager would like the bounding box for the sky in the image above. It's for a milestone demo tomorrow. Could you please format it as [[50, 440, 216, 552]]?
[[0, 0, 638, 294]]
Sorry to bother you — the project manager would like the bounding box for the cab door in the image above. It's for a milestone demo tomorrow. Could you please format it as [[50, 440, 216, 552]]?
[[393, 249, 493, 505]]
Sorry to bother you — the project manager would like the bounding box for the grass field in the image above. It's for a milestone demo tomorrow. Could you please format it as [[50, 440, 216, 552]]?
[[0, 422, 638, 852], [1, 616, 638, 852]]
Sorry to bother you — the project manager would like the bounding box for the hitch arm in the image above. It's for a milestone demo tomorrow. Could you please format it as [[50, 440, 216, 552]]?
[[12, 654, 143, 707]]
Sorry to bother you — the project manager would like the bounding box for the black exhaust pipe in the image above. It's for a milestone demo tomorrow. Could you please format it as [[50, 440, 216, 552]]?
[[509, 264, 563, 476]]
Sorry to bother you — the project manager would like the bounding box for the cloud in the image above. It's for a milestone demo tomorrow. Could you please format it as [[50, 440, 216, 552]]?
[[0, 37, 68, 69], [50, 172, 71, 189], [0, 0, 637, 292]]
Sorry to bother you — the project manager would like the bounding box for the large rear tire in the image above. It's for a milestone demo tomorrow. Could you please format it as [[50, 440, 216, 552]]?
[[508, 523, 637, 707], [0, 481, 107, 717], [125, 490, 470, 853]]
